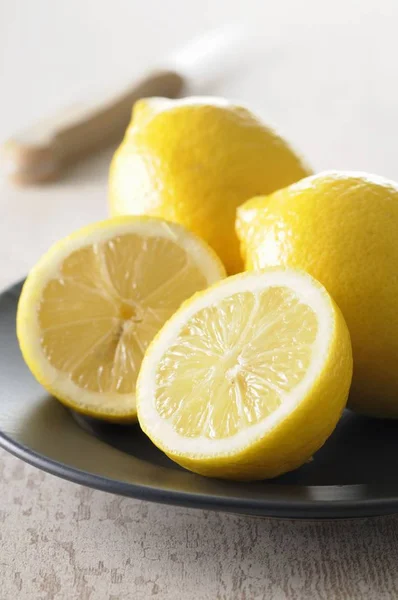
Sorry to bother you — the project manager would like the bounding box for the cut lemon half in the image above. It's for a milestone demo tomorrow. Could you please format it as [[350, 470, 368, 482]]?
[[17, 216, 225, 421], [137, 269, 353, 480]]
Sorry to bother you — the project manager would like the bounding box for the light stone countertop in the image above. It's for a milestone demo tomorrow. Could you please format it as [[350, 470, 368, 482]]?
[[2, 449, 398, 600], [2, 2, 398, 598]]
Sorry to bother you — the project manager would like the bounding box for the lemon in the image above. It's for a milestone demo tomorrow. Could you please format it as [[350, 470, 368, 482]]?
[[236, 171, 398, 417], [17, 216, 225, 421], [137, 269, 352, 480], [109, 97, 311, 274]]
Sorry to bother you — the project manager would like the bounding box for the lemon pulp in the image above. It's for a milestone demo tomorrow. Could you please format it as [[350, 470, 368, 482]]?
[[155, 287, 318, 439], [38, 234, 208, 396]]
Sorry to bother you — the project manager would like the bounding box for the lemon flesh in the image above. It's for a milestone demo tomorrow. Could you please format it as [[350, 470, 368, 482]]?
[[237, 170, 398, 417], [137, 269, 352, 480], [109, 97, 312, 274], [17, 217, 225, 421]]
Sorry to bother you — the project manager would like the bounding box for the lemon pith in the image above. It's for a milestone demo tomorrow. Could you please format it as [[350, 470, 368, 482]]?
[[17, 216, 225, 421], [237, 170, 398, 417], [109, 96, 312, 274], [137, 269, 352, 480]]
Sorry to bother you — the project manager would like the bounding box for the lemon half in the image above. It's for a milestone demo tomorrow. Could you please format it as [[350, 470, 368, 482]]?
[[137, 269, 352, 480], [17, 216, 225, 421]]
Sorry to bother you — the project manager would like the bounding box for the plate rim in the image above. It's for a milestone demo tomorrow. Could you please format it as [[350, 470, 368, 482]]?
[[2, 424, 398, 519], [2, 279, 398, 519]]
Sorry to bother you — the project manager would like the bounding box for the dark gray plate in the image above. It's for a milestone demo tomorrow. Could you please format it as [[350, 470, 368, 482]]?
[[1, 281, 398, 519]]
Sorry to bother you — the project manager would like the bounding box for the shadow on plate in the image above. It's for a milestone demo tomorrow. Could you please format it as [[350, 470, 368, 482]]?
[[72, 409, 398, 486]]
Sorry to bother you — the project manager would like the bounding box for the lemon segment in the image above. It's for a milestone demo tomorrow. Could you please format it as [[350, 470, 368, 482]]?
[[17, 216, 225, 421], [137, 269, 353, 480]]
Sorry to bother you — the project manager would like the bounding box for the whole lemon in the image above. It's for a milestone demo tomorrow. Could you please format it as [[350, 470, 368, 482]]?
[[236, 171, 398, 417], [109, 97, 311, 273]]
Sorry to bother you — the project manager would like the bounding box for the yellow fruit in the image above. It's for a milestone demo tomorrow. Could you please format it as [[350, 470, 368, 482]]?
[[109, 97, 311, 274], [137, 269, 352, 480], [17, 216, 225, 421], [236, 170, 398, 417]]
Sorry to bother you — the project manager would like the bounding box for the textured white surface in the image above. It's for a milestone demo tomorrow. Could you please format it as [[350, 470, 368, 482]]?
[[1, 451, 398, 600], [2, 1, 398, 598]]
